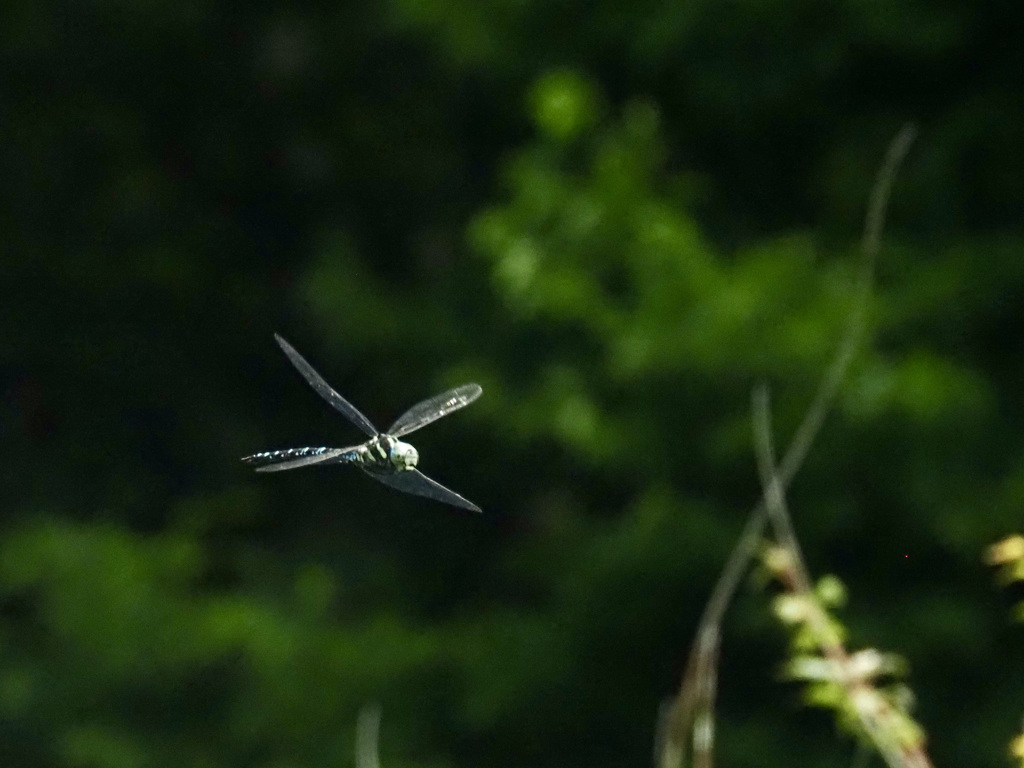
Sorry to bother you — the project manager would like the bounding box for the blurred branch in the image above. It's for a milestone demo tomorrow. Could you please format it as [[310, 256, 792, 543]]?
[[357, 703, 383, 768], [657, 123, 917, 768]]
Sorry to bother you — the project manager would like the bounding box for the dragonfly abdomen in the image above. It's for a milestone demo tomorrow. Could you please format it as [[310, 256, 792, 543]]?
[[242, 446, 335, 466]]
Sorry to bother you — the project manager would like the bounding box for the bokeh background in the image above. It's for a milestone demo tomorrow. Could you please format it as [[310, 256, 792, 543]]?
[[3, 1, 1024, 766]]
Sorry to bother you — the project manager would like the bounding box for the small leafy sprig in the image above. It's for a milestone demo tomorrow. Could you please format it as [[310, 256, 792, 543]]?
[[761, 545, 925, 761], [753, 387, 932, 768], [985, 534, 1024, 619], [984, 535, 1024, 766]]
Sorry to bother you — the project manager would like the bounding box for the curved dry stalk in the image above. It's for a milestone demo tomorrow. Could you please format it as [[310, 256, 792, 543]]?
[[657, 123, 917, 768]]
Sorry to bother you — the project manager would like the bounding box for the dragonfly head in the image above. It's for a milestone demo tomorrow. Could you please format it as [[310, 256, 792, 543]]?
[[390, 440, 419, 471]]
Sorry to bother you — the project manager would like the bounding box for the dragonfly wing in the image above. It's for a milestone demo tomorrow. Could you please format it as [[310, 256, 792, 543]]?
[[274, 334, 378, 437], [365, 468, 481, 513], [387, 383, 482, 438], [242, 446, 360, 472]]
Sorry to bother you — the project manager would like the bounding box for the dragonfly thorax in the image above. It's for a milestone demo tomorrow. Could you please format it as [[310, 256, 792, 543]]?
[[359, 434, 418, 473]]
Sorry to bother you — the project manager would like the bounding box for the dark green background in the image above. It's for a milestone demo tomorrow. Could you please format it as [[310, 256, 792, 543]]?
[[2, 1, 1023, 766]]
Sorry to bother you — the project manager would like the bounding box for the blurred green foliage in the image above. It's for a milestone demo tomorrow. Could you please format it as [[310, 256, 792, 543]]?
[[2, 0, 1024, 767]]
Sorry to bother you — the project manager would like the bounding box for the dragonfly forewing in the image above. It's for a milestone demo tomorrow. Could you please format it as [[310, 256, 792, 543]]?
[[275, 334, 379, 437], [387, 383, 482, 438], [364, 467, 481, 513]]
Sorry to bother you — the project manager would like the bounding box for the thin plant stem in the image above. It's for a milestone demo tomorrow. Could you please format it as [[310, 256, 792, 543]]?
[[657, 123, 917, 768]]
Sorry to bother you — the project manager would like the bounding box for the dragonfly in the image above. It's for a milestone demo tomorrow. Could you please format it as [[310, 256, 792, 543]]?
[[242, 334, 482, 513]]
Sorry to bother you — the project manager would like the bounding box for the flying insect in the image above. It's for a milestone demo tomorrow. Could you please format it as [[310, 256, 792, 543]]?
[[243, 335, 482, 513]]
